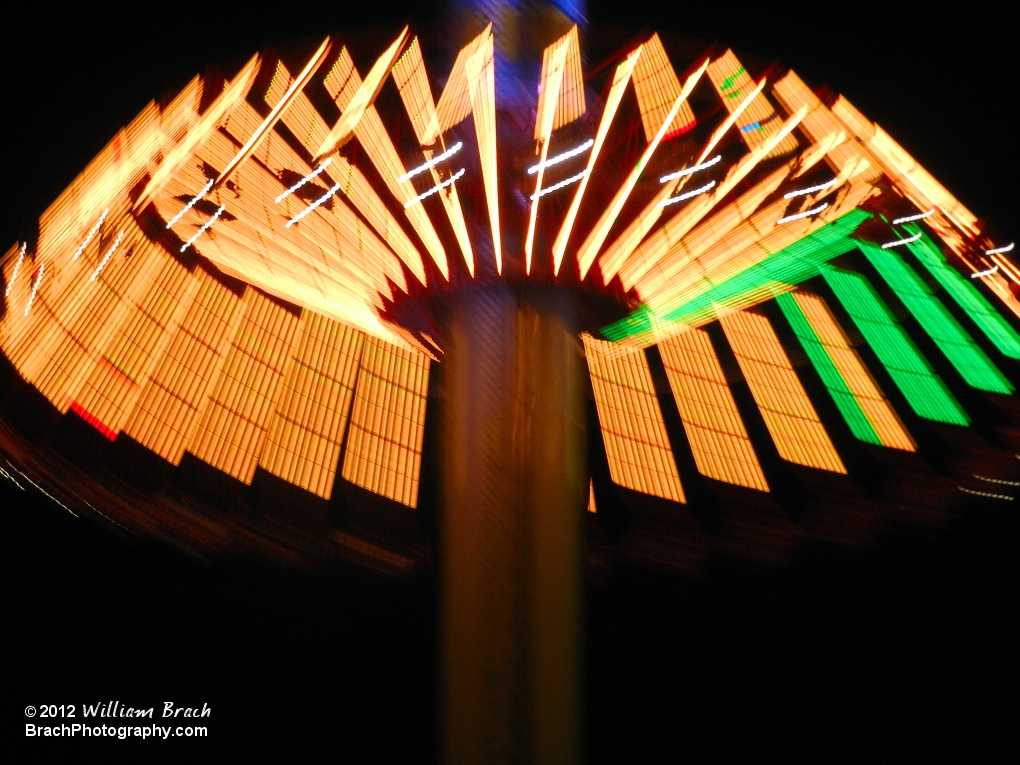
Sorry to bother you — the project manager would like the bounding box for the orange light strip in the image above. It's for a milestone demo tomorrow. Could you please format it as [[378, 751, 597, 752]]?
[[790, 291, 914, 451], [313, 28, 408, 163], [260, 313, 365, 499], [553, 48, 640, 275], [341, 337, 430, 507], [583, 334, 685, 502], [392, 37, 475, 276], [578, 59, 708, 281], [526, 33, 571, 273], [718, 309, 846, 473], [707, 50, 798, 159], [465, 33, 502, 274], [185, 289, 300, 483], [135, 54, 260, 212], [631, 33, 696, 142], [433, 24, 492, 142], [324, 46, 449, 280], [215, 37, 331, 188], [533, 25, 585, 140], [658, 329, 769, 491]]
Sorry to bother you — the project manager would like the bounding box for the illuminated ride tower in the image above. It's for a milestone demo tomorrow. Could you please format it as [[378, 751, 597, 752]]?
[[3, 4, 1020, 764]]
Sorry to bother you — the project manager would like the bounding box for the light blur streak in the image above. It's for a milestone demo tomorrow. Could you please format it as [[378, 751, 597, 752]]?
[[0, 463, 25, 490], [531, 170, 586, 200], [974, 474, 1020, 486], [398, 142, 462, 183], [465, 33, 501, 274], [554, 48, 640, 276], [777, 203, 828, 224], [404, 169, 466, 208], [578, 58, 708, 280], [527, 139, 593, 175], [881, 232, 923, 249], [893, 208, 935, 224], [73, 209, 110, 258], [217, 37, 332, 188], [286, 183, 340, 227], [181, 206, 225, 249], [958, 486, 1014, 500], [165, 180, 214, 229], [5, 243, 26, 297], [986, 243, 1015, 255], [24, 262, 44, 315], [6, 461, 77, 516], [313, 28, 409, 163], [91, 230, 125, 281], [972, 266, 999, 278], [784, 179, 837, 198], [659, 180, 715, 208], [659, 154, 721, 183], [274, 158, 332, 203]]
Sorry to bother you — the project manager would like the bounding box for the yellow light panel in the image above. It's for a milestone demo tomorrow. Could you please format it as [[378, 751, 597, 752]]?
[[122, 272, 246, 463], [342, 337, 430, 507], [583, 334, 685, 502], [260, 313, 365, 498], [185, 289, 300, 483], [465, 33, 503, 274], [707, 50, 798, 159], [533, 25, 585, 140], [631, 33, 696, 142], [658, 329, 769, 490], [432, 24, 492, 141], [718, 309, 845, 473], [790, 291, 914, 450]]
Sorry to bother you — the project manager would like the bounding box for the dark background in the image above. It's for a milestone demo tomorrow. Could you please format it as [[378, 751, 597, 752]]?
[[3, 2, 1014, 759]]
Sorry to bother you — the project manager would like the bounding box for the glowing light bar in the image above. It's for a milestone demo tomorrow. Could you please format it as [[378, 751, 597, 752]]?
[[286, 184, 340, 228], [72, 209, 109, 259], [986, 243, 1015, 255], [527, 139, 593, 175], [274, 158, 332, 203], [958, 486, 1013, 501], [777, 203, 828, 224], [530, 170, 586, 200], [892, 208, 935, 225], [181, 206, 225, 250], [398, 141, 462, 183], [659, 154, 721, 183], [404, 169, 465, 208], [91, 230, 125, 281], [5, 243, 26, 297], [783, 179, 836, 199], [881, 232, 923, 249], [972, 266, 999, 278], [659, 180, 715, 208], [24, 263, 43, 316]]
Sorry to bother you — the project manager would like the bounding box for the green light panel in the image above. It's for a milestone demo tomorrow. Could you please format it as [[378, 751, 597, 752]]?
[[858, 240, 1012, 394], [603, 209, 871, 344], [775, 292, 881, 444], [821, 266, 969, 425], [902, 225, 1020, 360]]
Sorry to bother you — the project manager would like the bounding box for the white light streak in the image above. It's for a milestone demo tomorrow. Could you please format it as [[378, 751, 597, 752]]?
[[165, 179, 214, 229], [275, 158, 333, 203], [881, 232, 923, 249], [72, 209, 109, 260], [5, 242, 26, 297], [24, 262, 43, 315], [777, 203, 829, 225], [986, 243, 1015, 255], [527, 139, 594, 175], [659, 154, 722, 183], [91, 230, 125, 281], [958, 486, 1014, 501], [398, 142, 463, 183], [181, 206, 225, 250], [892, 208, 935, 224], [974, 474, 1020, 487], [404, 169, 466, 209], [286, 185, 340, 228], [531, 170, 587, 200], [6, 461, 76, 515], [784, 179, 837, 199], [0, 463, 24, 490], [659, 180, 717, 208], [971, 266, 999, 279]]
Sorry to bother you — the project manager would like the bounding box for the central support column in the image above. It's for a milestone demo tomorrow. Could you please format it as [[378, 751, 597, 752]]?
[[441, 286, 586, 765]]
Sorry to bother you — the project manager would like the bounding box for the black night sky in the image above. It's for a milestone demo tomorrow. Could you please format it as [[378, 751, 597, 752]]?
[[3, 2, 1014, 759]]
